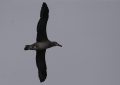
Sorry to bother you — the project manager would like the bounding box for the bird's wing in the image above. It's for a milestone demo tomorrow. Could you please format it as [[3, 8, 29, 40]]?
[[36, 50, 47, 82], [36, 2, 49, 42]]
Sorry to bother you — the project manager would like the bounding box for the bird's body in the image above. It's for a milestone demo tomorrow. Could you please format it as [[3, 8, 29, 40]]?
[[33, 41, 51, 49], [24, 2, 62, 83], [28, 41, 51, 50]]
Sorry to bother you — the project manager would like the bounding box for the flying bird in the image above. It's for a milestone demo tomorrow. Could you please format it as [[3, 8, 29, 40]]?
[[24, 2, 62, 82]]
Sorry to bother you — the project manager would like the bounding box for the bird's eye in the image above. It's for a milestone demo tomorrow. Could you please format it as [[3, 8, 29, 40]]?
[[56, 43, 58, 45]]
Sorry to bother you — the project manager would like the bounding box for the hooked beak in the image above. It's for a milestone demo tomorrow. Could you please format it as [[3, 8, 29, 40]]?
[[58, 44, 62, 47]]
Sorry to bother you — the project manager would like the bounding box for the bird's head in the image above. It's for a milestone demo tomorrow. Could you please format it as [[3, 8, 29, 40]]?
[[51, 41, 62, 47]]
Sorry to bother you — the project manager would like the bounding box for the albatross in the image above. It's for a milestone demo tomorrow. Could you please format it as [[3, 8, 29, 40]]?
[[24, 2, 62, 82]]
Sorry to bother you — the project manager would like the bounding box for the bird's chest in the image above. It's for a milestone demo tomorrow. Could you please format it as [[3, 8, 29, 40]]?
[[36, 42, 50, 49]]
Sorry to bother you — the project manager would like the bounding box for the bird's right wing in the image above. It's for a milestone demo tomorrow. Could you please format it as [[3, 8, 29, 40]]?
[[36, 2, 49, 42]]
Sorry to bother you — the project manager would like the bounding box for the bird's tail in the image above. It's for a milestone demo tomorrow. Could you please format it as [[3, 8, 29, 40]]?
[[24, 45, 31, 50]]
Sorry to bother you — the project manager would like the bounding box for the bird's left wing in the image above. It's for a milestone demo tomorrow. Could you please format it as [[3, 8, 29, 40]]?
[[36, 50, 47, 82]]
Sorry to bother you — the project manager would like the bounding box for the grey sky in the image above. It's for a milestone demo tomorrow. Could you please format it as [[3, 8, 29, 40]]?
[[0, 0, 120, 85]]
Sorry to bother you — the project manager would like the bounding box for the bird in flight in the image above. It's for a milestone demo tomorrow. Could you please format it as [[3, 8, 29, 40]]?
[[24, 2, 62, 82]]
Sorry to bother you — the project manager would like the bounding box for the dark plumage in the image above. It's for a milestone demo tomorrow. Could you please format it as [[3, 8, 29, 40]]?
[[36, 3, 48, 82], [37, 2, 49, 42], [24, 2, 62, 83]]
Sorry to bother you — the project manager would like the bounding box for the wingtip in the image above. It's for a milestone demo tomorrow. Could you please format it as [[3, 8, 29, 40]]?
[[39, 73, 47, 83], [40, 2, 49, 18], [43, 2, 46, 4], [41, 2, 48, 10], [40, 78, 46, 83], [43, 2, 47, 6]]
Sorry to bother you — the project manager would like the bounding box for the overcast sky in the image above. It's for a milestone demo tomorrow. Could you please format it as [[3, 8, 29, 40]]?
[[0, 0, 120, 85]]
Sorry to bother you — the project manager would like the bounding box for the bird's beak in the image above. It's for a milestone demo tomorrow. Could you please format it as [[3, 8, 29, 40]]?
[[58, 44, 62, 47]]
